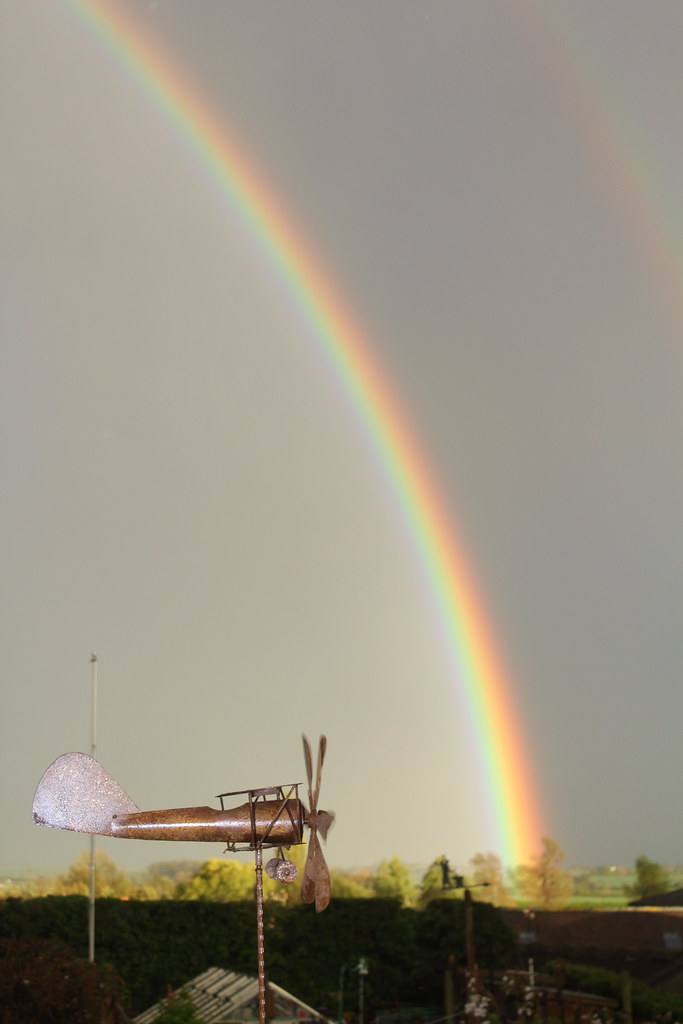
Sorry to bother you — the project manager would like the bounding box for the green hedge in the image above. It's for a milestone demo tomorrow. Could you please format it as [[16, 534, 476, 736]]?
[[0, 897, 516, 1016], [559, 962, 683, 1022]]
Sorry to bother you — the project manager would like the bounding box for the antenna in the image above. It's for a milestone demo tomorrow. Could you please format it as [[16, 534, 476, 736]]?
[[88, 653, 98, 963]]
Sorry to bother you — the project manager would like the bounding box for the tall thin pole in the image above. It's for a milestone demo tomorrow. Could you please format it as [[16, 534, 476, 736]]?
[[464, 887, 477, 1024], [337, 964, 347, 1024], [254, 846, 266, 1024], [622, 970, 633, 1024], [357, 958, 368, 1024], [465, 888, 476, 985], [88, 653, 98, 963]]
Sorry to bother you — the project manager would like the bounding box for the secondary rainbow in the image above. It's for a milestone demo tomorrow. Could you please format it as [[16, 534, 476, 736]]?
[[60, 0, 543, 865], [525, 0, 683, 345]]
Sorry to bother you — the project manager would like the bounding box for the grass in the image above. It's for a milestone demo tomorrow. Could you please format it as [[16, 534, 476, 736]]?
[[566, 894, 631, 909]]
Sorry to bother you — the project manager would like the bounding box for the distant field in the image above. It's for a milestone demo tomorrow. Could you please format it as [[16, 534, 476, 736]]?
[[580, 875, 635, 890], [567, 894, 630, 908], [509, 896, 630, 909]]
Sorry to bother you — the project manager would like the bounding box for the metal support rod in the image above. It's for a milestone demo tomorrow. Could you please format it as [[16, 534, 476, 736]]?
[[622, 969, 632, 1024], [337, 964, 347, 1024], [255, 846, 266, 1024], [444, 954, 454, 1024], [358, 970, 364, 1024], [357, 958, 368, 1024], [88, 652, 98, 963]]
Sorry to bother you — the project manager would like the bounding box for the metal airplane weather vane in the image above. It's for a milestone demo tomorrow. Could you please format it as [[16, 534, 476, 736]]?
[[32, 735, 334, 1024]]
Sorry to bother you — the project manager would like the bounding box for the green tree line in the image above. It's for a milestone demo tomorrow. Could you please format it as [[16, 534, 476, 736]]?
[[3, 841, 676, 909], [3, 841, 570, 907]]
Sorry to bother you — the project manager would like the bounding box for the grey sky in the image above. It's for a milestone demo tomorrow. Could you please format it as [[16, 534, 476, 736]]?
[[1, 1, 682, 877]]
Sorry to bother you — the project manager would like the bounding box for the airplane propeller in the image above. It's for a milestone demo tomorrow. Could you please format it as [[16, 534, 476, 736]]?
[[301, 734, 335, 912]]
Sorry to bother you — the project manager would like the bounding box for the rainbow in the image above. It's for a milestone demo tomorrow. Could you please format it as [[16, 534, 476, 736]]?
[[526, 0, 683, 342], [59, 0, 543, 865]]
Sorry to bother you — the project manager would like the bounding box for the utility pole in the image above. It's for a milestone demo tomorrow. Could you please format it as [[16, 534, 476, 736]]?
[[88, 653, 98, 963], [440, 868, 490, 1024], [464, 887, 476, 982]]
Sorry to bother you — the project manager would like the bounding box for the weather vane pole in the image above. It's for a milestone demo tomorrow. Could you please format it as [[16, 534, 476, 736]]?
[[88, 652, 98, 963]]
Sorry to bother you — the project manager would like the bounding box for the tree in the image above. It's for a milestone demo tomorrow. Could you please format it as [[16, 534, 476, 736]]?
[[372, 856, 418, 906], [153, 988, 206, 1024], [57, 849, 132, 898], [513, 836, 573, 909], [469, 851, 513, 906], [418, 857, 459, 907], [0, 936, 120, 1024], [330, 868, 373, 899], [0, 872, 56, 899], [629, 855, 670, 900], [130, 873, 178, 900], [176, 847, 314, 906], [147, 861, 203, 884], [413, 898, 517, 1006], [177, 859, 253, 901]]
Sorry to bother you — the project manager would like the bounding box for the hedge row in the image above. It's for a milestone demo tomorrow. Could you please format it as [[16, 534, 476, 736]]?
[[0, 896, 516, 1015]]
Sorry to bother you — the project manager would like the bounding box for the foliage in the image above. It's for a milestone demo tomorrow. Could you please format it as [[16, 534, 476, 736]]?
[[5, 848, 683, 1020], [264, 897, 420, 1016], [628, 854, 671, 899], [131, 860, 203, 899], [4, 851, 317, 903], [330, 868, 373, 899], [9, 849, 676, 909], [0, 896, 257, 1012], [57, 848, 133, 898], [372, 855, 418, 906], [152, 987, 206, 1023], [147, 861, 203, 884], [418, 854, 513, 909], [556, 961, 683, 1022], [411, 897, 517, 1006], [131, 873, 178, 900], [0, 893, 516, 1018], [0, 873, 57, 899], [0, 935, 121, 1023], [469, 852, 513, 906], [175, 847, 309, 906], [418, 858, 456, 907], [512, 836, 573, 909], [1, 855, 196, 901], [176, 859, 254, 902]]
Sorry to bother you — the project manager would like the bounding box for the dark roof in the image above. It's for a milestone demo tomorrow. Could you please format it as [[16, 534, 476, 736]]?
[[629, 888, 683, 909], [501, 908, 683, 953]]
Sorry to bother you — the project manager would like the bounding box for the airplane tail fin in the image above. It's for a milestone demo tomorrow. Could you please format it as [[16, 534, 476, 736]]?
[[33, 752, 140, 836]]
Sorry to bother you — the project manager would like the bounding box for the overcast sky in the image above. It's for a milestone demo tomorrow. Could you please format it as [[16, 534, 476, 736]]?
[[1, 1, 682, 878]]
